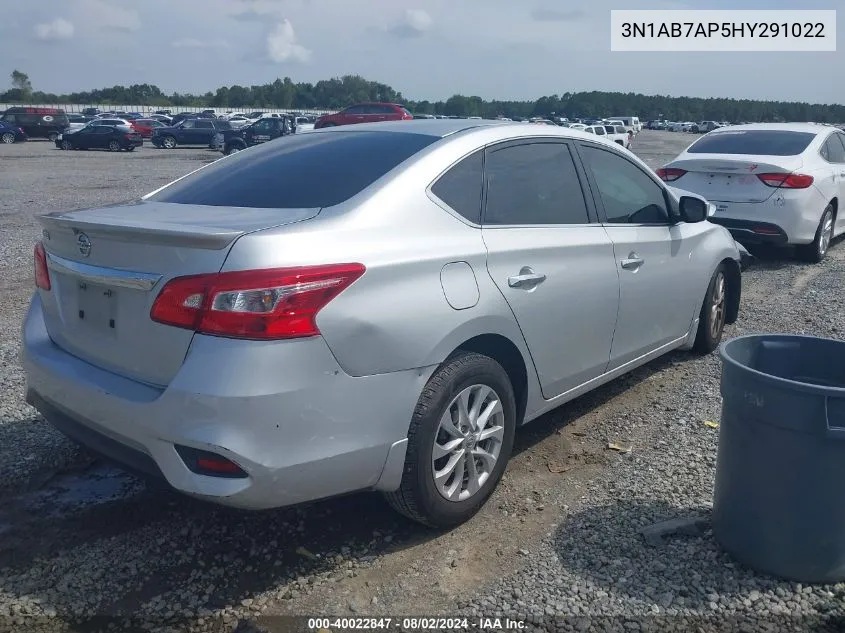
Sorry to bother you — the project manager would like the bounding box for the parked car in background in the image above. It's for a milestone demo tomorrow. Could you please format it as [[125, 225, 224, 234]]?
[[147, 114, 173, 125], [23, 119, 741, 529], [697, 121, 721, 133], [0, 120, 26, 144], [213, 114, 296, 154], [314, 103, 413, 129], [81, 108, 101, 117], [612, 116, 641, 133], [603, 124, 632, 148], [583, 124, 609, 138], [294, 116, 314, 132], [151, 117, 232, 148], [132, 118, 168, 138], [658, 123, 845, 262], [1, 107, 70, 141], [56, 124, 143, 152]]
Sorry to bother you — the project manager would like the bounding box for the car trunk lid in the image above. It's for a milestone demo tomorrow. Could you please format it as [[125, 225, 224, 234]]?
[[36, 201, 320, 386], [666, 155, 805, 203]]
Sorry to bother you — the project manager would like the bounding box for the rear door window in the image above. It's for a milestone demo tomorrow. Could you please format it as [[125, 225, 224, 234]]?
[[147, 131, 439, 209], [687, 130, 816, 156], [483, 142, 590, 225]]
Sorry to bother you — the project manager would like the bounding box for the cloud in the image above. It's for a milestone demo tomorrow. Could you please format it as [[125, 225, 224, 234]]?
[[265, 19, 311, 62], [172, 38, 230, 49], [387, 9, 433, 38], [229, 0, 285, 22], [531, 7, 586, 21], [79, 0, 141, 32], [34, 18, 75, 41]]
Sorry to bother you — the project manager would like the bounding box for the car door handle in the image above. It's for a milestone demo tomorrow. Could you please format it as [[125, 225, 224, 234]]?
[[620, 255, 645, 270], [508, 271, 547, 288]]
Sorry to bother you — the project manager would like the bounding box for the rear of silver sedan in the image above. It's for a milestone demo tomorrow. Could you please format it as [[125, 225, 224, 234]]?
[[22, 129, 454, 510]]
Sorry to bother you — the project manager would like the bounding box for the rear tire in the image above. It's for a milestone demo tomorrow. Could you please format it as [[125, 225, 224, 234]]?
[[225, 144, 244, 155], [47, 132, 59, 142], [384, 351, 516, 528], [797, 205, 834, 263], [692, 264, 728, 355]]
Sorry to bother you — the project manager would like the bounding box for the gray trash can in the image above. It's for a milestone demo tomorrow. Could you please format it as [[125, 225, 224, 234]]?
[[713, 334, 845, 583]]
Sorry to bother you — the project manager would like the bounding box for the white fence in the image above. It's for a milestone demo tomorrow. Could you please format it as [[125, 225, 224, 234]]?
[[0, 104, 334, 116]]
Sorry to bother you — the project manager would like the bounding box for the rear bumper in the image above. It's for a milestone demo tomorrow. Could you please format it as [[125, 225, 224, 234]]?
[[22, 293, 432, 510], [709, 217, 790, 245], [705, 193, 826, 245]]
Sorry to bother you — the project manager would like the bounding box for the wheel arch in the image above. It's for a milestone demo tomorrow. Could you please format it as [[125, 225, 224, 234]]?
[[451, 333, 529, 426]]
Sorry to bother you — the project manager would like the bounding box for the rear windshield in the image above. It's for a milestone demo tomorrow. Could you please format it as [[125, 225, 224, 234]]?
[[148, 131, 439, 209], [687, 130, 816, 156]]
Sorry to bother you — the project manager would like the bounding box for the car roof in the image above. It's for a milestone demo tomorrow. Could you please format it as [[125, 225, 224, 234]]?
[[709, 122, 828, 134], [307, 119, 625, 148]]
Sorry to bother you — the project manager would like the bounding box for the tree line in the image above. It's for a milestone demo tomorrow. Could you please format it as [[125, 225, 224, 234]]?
[[4, 70, 845, 123]]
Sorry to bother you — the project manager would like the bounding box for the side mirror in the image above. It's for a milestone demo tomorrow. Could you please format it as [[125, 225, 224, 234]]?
[[679, 196, 708, 223]]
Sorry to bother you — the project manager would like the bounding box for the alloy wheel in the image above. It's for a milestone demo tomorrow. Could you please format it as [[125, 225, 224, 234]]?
[[709, 271, 726, 340], [819, 212, 834, 258], [432, 384, 505, 502], [1, 133, 14, 144]]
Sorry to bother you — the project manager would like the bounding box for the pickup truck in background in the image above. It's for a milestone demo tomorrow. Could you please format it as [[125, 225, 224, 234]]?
[[212, 114, 297, 155], [602, 124, 633, 148]]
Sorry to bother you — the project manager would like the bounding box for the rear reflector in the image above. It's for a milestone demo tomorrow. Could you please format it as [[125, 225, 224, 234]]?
[[150, 263, 366, 340], [656, 167, 687, 182], [175, 445, 247, 478], [34, 242, 51, 291], [756, 173, 814, 189], [752, 226, 782, 235]]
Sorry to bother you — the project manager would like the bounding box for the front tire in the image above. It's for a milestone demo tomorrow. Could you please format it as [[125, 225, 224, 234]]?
[[47, 132, 59, 142], [1, 132, 15, 144], [61, 140, 73, 151], [693, 265, 728, 354], [797, 205, 834, 263], [162, 135, 177, 149], [108, 140, 121, 152], [384, 351, 516, 528]]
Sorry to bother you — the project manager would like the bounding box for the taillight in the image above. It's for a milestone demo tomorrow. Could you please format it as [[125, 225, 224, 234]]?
[[34, 242, 51, 291], [756, 173, 814, 189], [150, 263, 365, 340], [656, 167, 687, 182]]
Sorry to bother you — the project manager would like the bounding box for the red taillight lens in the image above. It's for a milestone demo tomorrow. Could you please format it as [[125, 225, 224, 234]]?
[[756, 173, 814, 189], [34, 242, 51, 291], [656, 167, 687, 182], [150, 263, 366, 340]]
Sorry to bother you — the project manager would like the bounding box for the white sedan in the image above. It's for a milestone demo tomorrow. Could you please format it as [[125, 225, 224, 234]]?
[[658, 123, 845, 262]]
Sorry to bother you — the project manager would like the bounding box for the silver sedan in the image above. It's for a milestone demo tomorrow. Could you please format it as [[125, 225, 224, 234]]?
[[22, 120, 742, 527]]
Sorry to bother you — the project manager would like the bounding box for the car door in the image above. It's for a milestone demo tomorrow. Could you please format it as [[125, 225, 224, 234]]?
[[90, 126, 112, 149], [341, 105, 367, 125], [577, 142, 708, 370], [481, 140, 621, 399], [178, 119, 197, 143], [194, 119, 215, 143], [820, 133, 845, 220], [251, 119, 275, 143], [832, 132, 845, 235]]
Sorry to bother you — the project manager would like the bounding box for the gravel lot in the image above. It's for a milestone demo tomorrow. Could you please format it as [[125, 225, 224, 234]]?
[[0, 133, 844, 633]]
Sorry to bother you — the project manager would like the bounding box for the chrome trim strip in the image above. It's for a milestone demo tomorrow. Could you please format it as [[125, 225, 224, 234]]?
[[46, 253, 162, 291]]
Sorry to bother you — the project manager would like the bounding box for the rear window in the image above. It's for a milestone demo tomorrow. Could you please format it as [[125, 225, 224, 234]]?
[[687, 130, 816, 156], [148, 131, 439, 209]]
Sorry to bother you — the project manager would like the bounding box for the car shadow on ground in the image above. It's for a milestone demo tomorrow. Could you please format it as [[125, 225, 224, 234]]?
[[552, 499, 845, 625], [0, 350, 686, 628]]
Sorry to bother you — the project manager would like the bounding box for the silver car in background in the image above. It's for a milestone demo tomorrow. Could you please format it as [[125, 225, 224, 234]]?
[[22, 120, 742, 528]]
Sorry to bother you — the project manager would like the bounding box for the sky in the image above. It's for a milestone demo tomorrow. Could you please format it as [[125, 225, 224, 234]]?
[[0, 0, 843, 104]]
